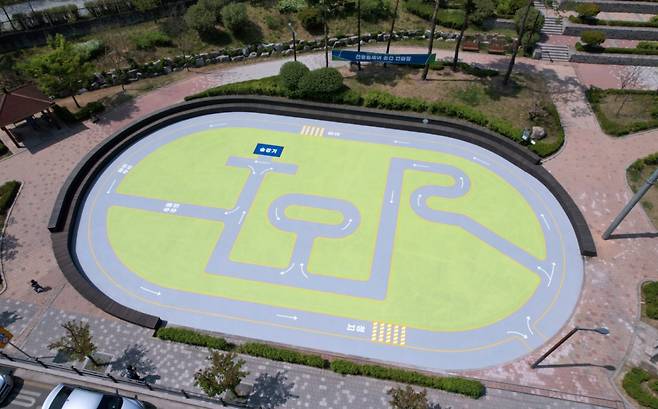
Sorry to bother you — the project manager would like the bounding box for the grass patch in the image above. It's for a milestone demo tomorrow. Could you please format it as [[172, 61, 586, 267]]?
[[0, 181, 21, 232], [587, 88, 658, 136], [627, 152, 658, 229], [155, 326, 484, 398], [623, 368, 658, 409], [187, 64, 564, 157]]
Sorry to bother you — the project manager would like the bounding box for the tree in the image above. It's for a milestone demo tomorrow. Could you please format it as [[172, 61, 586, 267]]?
[[384, 0, 401, 65], [470, 0, 495, 26], [177, 30, 203, 71], [102, 31, 131, 92], [47, 320, 98, 364], [321, 0, 330, 67], [580, 30, 605, 49], [575, 2, 600, 22], [20, 34, 93, 108], [221, 3, 249, 33], [184, 3, 217, 34], [194, 351, 248, 398], [422, 0, 440, 80], [503, 0, 532, 85], [614, 66, 646, 116], [387, 386, 431, 409], [452, 0, 475, 71], [515, 5, 543, 53]]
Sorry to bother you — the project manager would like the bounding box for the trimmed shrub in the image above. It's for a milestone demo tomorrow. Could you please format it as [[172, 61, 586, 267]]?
[[361, 0, 391, 21], [73, 39, 105, 61], [156, 327, 232, 350], [470, 0, 496, 26], [638, 41, 658, 51], [279, 61, 311, 93], [623, 368, 658, 409], [575, 2, 600, 20], [299, 6, 323, 31], [185, 2, 219, 34], [278, 0, 305, 13], [237, 342, 329, 368], [298, 68, 344, 97], [643, 281, 658, 319], [74, 101, 105, 121], [330, 360, 485, 398], [580, 30, 605, 48], [0, 181, 20, 214], [222, 3, 249, 33], [132, 31, 173, 50], [495, 0, 527, 18]]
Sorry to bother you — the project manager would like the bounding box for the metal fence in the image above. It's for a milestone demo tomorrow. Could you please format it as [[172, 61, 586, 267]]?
[[0, 350, 248, 408]]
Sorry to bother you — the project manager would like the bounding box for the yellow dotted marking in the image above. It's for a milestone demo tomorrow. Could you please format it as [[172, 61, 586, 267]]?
[[400, 327, 407, 346], [393, 325, 399, 344], [371, 321, 407, 347], [371, 322, 378, 341]]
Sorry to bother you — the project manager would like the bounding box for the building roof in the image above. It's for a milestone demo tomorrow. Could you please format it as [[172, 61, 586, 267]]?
[[0, 84, 53, 128]]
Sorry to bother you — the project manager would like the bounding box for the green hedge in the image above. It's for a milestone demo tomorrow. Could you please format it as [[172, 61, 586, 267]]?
[[575, 42, 658, 56], [643, 281, 658, 320], [623, 368, 658, 409], [330, 360, 485, 398], [0, 181, 20, 214], [237, 342, 329, 368], [156, 327, 233, 350], [405, 0, 465, 29], [586, 87, 658, 136], [186, 74, 566, 157], [569, 15, 658, 28]]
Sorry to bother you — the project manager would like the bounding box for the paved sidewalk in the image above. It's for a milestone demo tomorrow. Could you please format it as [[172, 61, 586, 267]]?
[[0, 297, 613, 408], [0, 46, 656, 407]]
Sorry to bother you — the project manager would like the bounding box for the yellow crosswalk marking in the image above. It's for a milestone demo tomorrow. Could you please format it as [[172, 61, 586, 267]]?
[[300, 125, 324, 136], [371, 321, 407, 347], [371, 322, 378, 341]]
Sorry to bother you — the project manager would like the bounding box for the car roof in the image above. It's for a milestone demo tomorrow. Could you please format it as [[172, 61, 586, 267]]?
[[43, 384, 103, 409]]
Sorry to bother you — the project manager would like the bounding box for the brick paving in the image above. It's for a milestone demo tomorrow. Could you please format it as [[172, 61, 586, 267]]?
[[0, 48, 657, 407]]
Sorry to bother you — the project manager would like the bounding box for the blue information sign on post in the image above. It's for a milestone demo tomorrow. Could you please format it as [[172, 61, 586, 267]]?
[[254, 143, 284, 158], [332, 50, 435, 65]]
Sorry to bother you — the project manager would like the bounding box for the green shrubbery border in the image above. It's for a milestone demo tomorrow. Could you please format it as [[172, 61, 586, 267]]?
[[155, 326, 485, 398], [569, 15, 658, 28], [586, 87, 658, 136], [0, 181, 20, 214], [642, 281, 658, 320], [185, 73, 562, 158], [623, 368, 658, 409], [575, 42, 658, 56]]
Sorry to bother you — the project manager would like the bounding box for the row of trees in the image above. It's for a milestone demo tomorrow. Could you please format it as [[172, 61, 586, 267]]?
[[46, 319, 437, 407]]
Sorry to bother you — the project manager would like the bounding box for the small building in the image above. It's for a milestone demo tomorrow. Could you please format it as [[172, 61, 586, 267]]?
[[0, 84, 57, 149]]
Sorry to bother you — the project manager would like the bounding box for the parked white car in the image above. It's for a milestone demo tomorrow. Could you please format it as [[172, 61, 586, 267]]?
[[42, 384, 145, 409]]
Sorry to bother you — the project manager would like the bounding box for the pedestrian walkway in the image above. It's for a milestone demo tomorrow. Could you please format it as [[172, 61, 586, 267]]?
[[0, 297, 617, 408]]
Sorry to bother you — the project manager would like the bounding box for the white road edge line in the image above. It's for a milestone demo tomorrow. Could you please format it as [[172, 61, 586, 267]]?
[[280, 263, 295, 275], [140, 286, 161, 296], [106, 179, 116, 194], [341, 219, 353, 230], [472, 156, 491, 167], [526, 316, 534, 336], [540, 213, 551, 231], [412, 163, 429, 169], [276, 313, 298, 320]]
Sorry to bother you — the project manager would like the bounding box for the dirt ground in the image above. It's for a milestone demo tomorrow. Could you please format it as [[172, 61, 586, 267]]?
[[628, 163, 658, 229]]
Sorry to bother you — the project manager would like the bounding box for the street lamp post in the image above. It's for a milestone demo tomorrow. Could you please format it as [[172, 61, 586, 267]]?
[[288, 22, 297, 62], [530, 326, 609, 369]]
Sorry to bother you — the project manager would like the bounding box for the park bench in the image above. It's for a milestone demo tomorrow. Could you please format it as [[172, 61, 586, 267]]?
[[461, 39, 479, 52]]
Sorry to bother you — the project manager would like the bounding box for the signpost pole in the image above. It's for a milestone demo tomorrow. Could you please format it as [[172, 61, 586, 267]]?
[[7, 341, 34, 360], [357, 0, 362, 71], [603, 167, 658, 239]]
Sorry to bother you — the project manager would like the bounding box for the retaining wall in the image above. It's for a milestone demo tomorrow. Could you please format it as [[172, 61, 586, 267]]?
[[570, 51, 658, 65], [564, 22, 658, 40]]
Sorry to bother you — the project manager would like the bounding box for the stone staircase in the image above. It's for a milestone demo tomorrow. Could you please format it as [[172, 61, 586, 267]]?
[[536, 43, 571, 62], [541, 16, 565, 35]]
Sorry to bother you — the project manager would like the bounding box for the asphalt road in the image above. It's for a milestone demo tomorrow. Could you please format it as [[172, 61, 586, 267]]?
[[0, 374, 51, 409]]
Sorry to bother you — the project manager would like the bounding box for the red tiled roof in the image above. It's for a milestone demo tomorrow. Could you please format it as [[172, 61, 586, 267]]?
[[0, 84, 54, 128]]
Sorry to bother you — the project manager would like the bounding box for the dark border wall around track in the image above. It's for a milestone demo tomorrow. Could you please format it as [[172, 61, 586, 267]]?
[[49, 96, 597, 329]]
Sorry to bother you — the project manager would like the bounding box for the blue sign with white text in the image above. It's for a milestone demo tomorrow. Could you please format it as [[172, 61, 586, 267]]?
[[332, 50, 435, 65], [254, 143, 284, 157]]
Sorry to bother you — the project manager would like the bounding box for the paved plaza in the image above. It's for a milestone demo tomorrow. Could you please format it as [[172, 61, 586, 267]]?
[[1, 47, 658, 407]]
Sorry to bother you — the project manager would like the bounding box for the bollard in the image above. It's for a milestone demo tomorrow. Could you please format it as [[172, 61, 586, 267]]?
[[0, 352, 14, 362], [71, 365, 83, 375], [106, 373, 118, 383], [181, 389, 189, 399], [35, 358, 48, 368]]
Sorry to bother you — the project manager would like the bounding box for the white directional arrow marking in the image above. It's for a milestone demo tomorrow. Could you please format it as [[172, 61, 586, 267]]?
[[472, 156, 491, 166], [280, 263, 295, 275], [224, 206, 240, 215], [537, 265, 554, 287], [506, 330, 528, 339], [412, 163, 429, 169], [106, 179, 116, 194], [255, 160, 270, 165], [300, 263, 309, 279], [416, 194, 422, 207], [276, 314, 298, 320], [247, 165, 256, 175], [540, 214, 551, 231], [526, 316, 534, 336], [140, 286, 161, 296], [393, 140, 410, 145], [341, 219, 353, 231], [459, 177, 464, 189], [275, 208, 281, 221], [389, 190, 395, 204], [238, 210, 246, 225], [260, 167, 273, 175]]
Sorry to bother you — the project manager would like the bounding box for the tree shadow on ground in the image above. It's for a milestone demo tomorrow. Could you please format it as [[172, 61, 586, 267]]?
[[12, 120, 88, 155], [1, 234, 21, 262], [608, 232, 658, 239], [534, 363, 616, 371], [200, 29, 232, 46], [95, 93, 139, 125], [110, 344, 160, 383], [353, 65, 410, 86], [247, 371, 298, 409], [0, 311, 21, 328], [234, 21, 264, 45]]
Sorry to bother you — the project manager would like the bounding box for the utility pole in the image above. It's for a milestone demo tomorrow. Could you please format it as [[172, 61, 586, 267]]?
[[422, 0, 440, 80], [531, 326, 609, 368], [288, 22, 297, 62], [384, 0, 400, 67], [357, 0, 361, 71], [603, 167, 658, 239]]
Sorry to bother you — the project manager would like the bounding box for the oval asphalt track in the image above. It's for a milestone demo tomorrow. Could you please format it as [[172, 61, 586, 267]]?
[[73, 112, 584, 371]]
